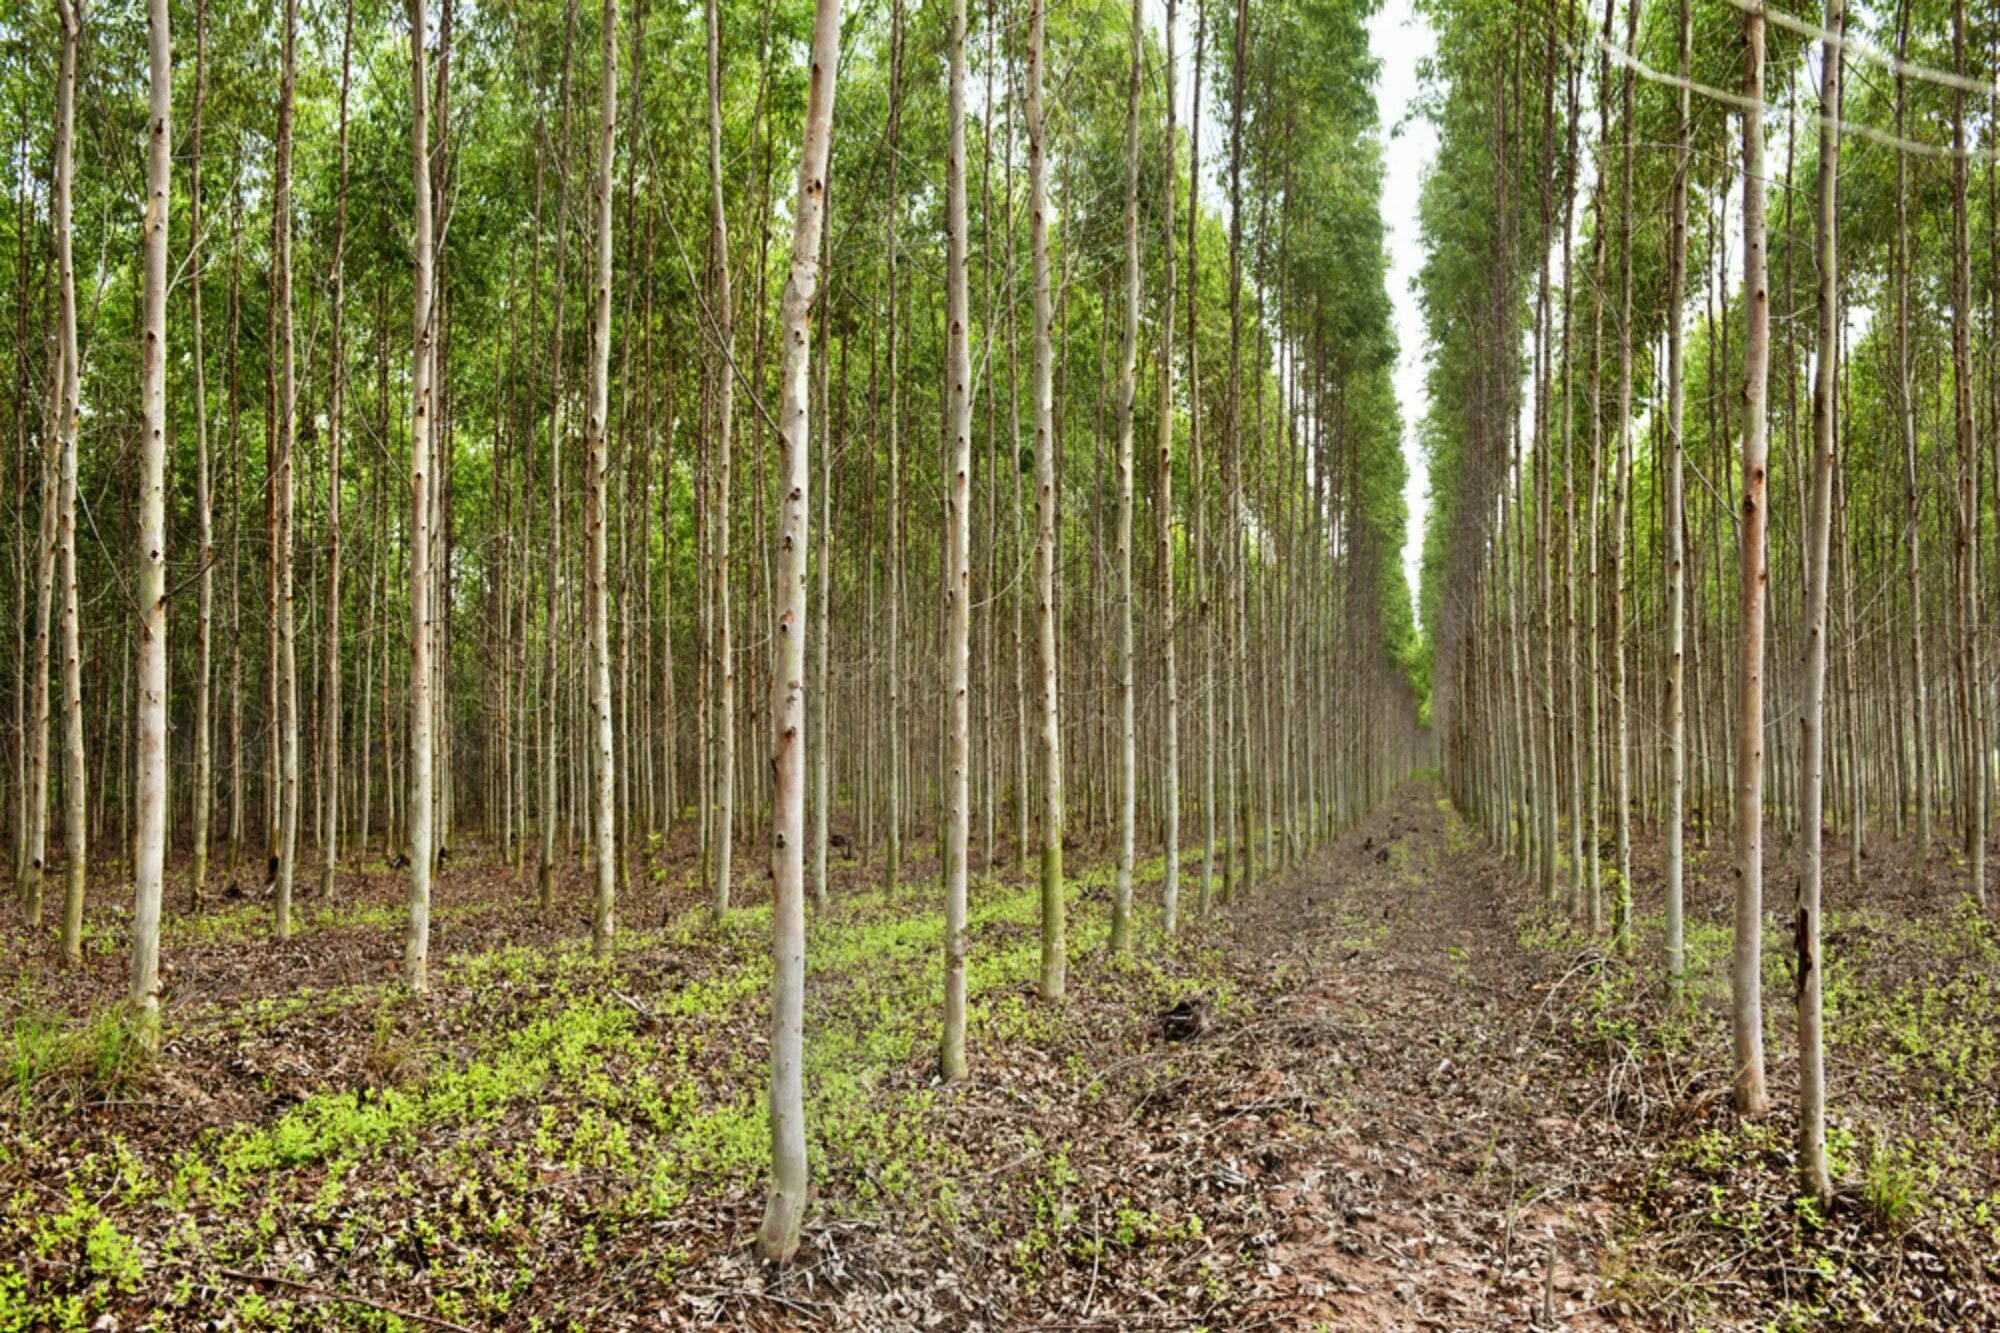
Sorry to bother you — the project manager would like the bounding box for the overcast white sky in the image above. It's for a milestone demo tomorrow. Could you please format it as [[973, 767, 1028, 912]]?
[[1367, 0, 1439, 628]]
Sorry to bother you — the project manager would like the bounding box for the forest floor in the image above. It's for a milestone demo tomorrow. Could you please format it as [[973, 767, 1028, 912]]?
[[2, 782, 1996, 1330]]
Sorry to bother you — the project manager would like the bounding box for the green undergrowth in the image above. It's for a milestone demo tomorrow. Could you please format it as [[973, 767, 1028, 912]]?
[[1, 851, 1235, 1329], [172, 894, 492, 948], [1510, 861, 2000, 1328], [5, 1004, 152, 1124]]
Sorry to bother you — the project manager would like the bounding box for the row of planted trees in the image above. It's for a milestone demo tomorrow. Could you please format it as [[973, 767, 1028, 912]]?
[[3, 0, 1423, 1257], [1422, 0, 1997, 1206]]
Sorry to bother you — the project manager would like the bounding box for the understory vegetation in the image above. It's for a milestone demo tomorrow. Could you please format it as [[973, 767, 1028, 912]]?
[[7, 786, 1999, 1328], [1516, 833, 2000, 1328], [4, 842, 1243, 1329], [2, 0, 1998, 1318]]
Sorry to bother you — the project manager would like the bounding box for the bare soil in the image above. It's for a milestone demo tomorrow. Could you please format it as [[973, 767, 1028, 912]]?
[[3, 784, 1994, 1329]]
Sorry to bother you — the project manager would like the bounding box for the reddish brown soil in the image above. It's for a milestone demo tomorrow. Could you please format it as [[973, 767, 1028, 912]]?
[[4, 786, 1993, 1329]]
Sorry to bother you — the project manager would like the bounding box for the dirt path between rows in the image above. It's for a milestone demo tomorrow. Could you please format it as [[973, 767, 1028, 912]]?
[[1010, 780, 1628, 1330]]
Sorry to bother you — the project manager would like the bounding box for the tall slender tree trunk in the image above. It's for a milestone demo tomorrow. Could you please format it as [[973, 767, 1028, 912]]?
[[1109, 0, 1140, 953], [189, 0, 215, 909], [405, 0, 439, 993], [322, 0, 354, 900], [1224, 0, 1252, 902], [977, 4, 999, 875], [941, 0, 973, 1080], [1837, 464, 1861, 887], [272, 0, 301, 938], [586, 0, 619, 955], [1893, 0, 1928, 870], [1608, 0, 1636, 958], [1582, 0, 1612, 931], [540, 1, 578, 912], [265, 259, 280, 871], [1532, 19, 1558, 906], [429, 0, 455, 865], [884, 0, 905, 899], [20, 230, 54, 926], [1795, 0, 1843, 1203], [1732, 0, 1772, 1118], [705, 0, 736, 921], [9, 139, 27, 900], [1026, 0, 1064, 1001], [227, 192, 245, 874], [756, 0, 839, 1262], [1558, 22, 1584, 920], [360, 458, 379, 856], [1662, 0, 1691, 995], [811, 183, 835, 913], [1187, 1, 1212, 918], [131, 0, 172, 1042], [1949, 0, 1986, 908], [53, 0, 86, 968], [1156, 0, 1181, 934]]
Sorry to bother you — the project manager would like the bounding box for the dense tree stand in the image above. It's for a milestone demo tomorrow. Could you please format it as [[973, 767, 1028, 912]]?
[[3, 0, 1998, 1322]]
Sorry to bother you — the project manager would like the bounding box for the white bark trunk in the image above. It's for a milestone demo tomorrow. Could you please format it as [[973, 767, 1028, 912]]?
[[1796, 0, 1843, 1204], [1109, 0, 1140, 954], [756, 0, 840, 1262], [1157, 0, 1180, 934], [1026, 0, 1064, 1002], [538, 1, 577, 912], [406, 0, 438, 993], [323, 1, 353, 900], [1663, 0, 1691, 993], [189, 0, 214, 909], [54, 0, 87, 968], [941, 0, 972, 1081], [132, 0, 172, 1042], [587, 0, 618, 956], [1731, 0, 1772, 1119], [273, 0, 302, 940], [705, 0, 736, 922]]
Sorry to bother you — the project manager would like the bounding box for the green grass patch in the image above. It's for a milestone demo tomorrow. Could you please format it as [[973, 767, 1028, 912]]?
[[2, 849, 1235, 1328]]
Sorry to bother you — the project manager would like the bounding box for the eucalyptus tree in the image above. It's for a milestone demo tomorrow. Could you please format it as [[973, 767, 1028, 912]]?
[[941, 0, 973, 1079], [540, 0, 579, 915], [53, 0, 85, 968], [1607, 0, 1635, 959], [1893, 0, 1929, 871], [883, 0, 904, 900], [705, 0, 736, 922], [1224, 0, 1251, 903], [131, 0, 172, 1044], [406, 0, 440, 995], [272, 0, 301, 940], [1583, 0, 1607, 931], [1947, 0, 1985, 909], [1026, 0, 1064, 1002], [322, 0, 355, 901], [757, 0, 841, 1263], [1663, 0, 1691, 995], [1731, 0, 1772, 1119], [1109, 0, 1141, 954], [1557, 2, 1584, 923], [1187, 0, 1213, 917], [1796, 0, 1844, 1208], [188, 0, 216, 907], [1155, 0, 1181, 935], [586, 0, 619, 956]]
